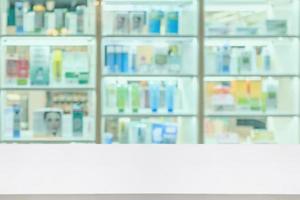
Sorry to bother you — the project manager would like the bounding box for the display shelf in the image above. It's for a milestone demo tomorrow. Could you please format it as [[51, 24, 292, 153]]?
[[205, 112, 299, 118], [206, 35, 299, 39], [1, 137, 95, 143], [1, 36, 96, 46], [205, 74, 300, 78], [103, 0, 193, 6], [100, 0, 200, 144], [103, 74, 197, 78], [0, 0, 98, 144], [1, 0, 96, 36], [103, 113, 196, 117], [0, 86, 96, 91], [204, 0, 300, 144]]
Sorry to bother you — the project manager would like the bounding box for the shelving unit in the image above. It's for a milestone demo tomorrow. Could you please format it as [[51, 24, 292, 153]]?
[[99, 0, 200, 144], [0, 0, 97, 143], [204, 0, 300, 144], [0, 0, 299, 144]]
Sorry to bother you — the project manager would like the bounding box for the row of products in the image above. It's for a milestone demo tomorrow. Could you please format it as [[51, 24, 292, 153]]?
[[104, 44, 181, 74], [4, 104, 86, 139], [49, 92, 89, 114], [206, 45, 272, 75], [6, 46, 90, 86], [104, 118, 178, 144], [8, 0, 90, 35], [105, 81, 181, 113], [206, 78, 278, 112], [112, 10, 179, 35], [206, 19, 288, 36], [205, 118, 274, 144]]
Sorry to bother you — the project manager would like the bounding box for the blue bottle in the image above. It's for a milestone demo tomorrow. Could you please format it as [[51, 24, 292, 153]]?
[[149, 82, 160, 112], [166, 11, 179, 34], [115, 46, 123, 73], [120, 47, 129, 73], [149, 10, 164, 34], [15, 2, 24, 33], [165, 83, 176, 112], [13, 105, 21, 139], [106, 45, 116, 73], [218, 44, 231, 74]]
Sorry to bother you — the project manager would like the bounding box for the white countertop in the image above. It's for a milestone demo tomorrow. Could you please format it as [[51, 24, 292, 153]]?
[[0, 145, 299, 195]]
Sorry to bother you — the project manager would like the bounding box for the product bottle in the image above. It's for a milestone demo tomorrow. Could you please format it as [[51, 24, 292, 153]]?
[[238, 47, 253, 74], [166, 11, 179, 34], [131, 83, 141, 113], [105, 45, 116, 73], [7, 3, 16, 27], [116, 83, 128, 112], [52, 49, 63, 83], [149, 10, 164, 34], [256, 47, 263, 72], [72, 103, 84, 137], [15, 1, 24, 33], [13, 105, 21, 139], [218, 44, 231, 74], [263, 47, 271, 72], [262, 78, 278, 111], [106, 82, 116, 109], [17, 50, 29, 86], [115, 46, 123, 73], [33, 4, 46, 33], [165, 82, 176, 112], [45, 0, 56, 33], [120, 47, 129, 73], [76, 5, 86, 34], [149, 82, 160, 112]]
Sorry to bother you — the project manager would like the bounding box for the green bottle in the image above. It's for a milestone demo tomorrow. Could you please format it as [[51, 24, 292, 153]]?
[[116, 84, 128, 113], [131, 83, 140, 113]]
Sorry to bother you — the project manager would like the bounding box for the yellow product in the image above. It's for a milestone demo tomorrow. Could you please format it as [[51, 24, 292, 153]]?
[[136, 45, 154, 66], [232, 80, 248, 106], [52, 50, 63, 82], [251, 130, 275, 144], [249, 80, 262, 99]]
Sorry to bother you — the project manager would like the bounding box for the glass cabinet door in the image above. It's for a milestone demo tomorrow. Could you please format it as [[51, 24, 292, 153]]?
[[100, 0, 200, 144], [0, 0, 97, 143], [204, 0, 300, 144]]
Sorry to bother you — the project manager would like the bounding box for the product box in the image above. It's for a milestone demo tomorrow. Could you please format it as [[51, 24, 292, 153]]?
[[129, 11, 146, 34], [33, 108, 63, 137], [113, 12, 129, 34], [266, 20, 287, 35], [30, 46, 50, 85]]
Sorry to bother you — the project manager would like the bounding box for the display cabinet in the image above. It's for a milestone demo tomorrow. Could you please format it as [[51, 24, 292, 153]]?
[[0, 0, 97, 143], [204, 0, 300, 144], [100, 0, 200, 144]]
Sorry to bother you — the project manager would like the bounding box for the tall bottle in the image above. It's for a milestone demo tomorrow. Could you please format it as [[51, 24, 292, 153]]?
[[218, 44, 231, 74], [263, 47, 271, 73], [15, 1, 24, 33], [13, 105, 21, 139], [72, 103, 84, 137], [165, 82, 176, 112], [149, 82, 160, 112], [116, 83, 128, 112], [131, 83, 140, 113], [52, 49, 63, 83]]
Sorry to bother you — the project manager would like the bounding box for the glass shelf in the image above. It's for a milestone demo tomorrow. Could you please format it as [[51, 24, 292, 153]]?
[[205, 74, 299, 78], [102, 116, 198, 144], [0, 89, 96, 143], [205, 116, 299, 144], [205, 112, 299, 118], [1, 0, 96, 36]]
